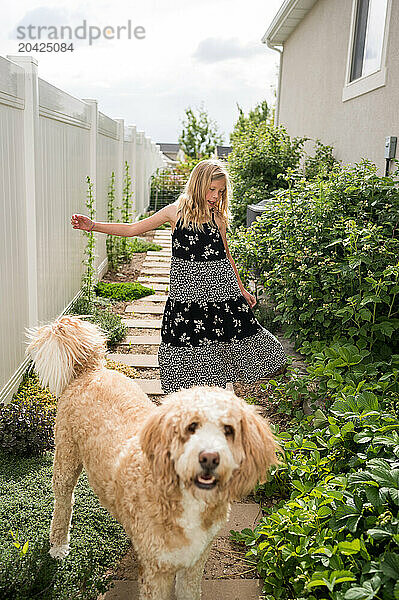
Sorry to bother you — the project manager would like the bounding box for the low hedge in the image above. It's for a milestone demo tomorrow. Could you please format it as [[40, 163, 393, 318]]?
[[95, 281, 156, 302]]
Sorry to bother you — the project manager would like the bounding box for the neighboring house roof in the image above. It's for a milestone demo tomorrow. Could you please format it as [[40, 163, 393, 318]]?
[[158, 143, 232, 162], [262, 0, 318, 46], [216, 145, 232, 159]]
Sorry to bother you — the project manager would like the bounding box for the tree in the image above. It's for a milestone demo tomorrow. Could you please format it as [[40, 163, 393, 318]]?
[[178, 102, 224, 160]]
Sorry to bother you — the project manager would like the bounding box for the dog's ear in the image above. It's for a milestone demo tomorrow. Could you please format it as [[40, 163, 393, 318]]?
[[229, 405, 282, 501], [139, 406, 179, 491]]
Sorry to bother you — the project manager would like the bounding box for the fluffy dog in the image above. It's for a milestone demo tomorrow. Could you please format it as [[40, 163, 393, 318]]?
[[26, 315, 281, 600]]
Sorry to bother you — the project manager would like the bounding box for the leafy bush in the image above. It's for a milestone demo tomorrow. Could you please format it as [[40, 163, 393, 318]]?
[[227, 105, 307, 229], [232, 386, 399, 599], [229, 159, 399, 359], [0, 373, 56, 457], [68, 296, 127, 347], [303, 139, 341, 180], [95, 281, 155, 302]]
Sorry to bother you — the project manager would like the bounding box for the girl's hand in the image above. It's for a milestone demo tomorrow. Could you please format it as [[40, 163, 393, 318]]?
[[71, 214, 94, 231], [241, 289, 257, 308]]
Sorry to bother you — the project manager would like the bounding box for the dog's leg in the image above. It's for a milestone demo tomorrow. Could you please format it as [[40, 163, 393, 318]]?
[[175, 542, 213, 600], [138, 563, 175, 600], [49, 440, 82, 559]]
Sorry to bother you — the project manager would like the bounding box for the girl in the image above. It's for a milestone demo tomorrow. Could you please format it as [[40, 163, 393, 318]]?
[[71, 158, 287, 393]]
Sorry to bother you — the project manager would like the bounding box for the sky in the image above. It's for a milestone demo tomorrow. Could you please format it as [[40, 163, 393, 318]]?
[[1, 0, 284, 145]]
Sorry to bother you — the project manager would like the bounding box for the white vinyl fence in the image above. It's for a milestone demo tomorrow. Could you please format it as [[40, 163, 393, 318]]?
[[0, 55, 166, 404]]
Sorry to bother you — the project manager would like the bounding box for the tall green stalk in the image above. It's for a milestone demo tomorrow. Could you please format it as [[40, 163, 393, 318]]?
[[106, 171, 119, 270], [119, 161, 133, 263], [81, 176, 97, 307]]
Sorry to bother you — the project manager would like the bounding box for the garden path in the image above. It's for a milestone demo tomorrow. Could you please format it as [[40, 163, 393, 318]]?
[[99, 227, 307, 599]]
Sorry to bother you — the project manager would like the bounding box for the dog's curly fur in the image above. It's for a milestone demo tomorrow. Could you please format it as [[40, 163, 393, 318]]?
[[26, 315, 282, 600]]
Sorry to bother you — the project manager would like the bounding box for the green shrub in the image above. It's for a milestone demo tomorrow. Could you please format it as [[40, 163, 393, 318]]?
[[227, 104, 307, 229], [68, 296, 127, 346], [231, 385, 399, 600], [303, 139, 341, 180], [0, 373, 56, 457], [229, 159, 399, 360], [95, 281, 155, 302], [127, 237, 163, 252]]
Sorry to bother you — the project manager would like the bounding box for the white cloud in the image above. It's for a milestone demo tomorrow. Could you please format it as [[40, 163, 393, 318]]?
[[1, 0, 284, 143]]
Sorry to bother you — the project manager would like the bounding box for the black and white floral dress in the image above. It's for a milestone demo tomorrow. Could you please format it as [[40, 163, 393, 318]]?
[[157, 210, 287, 393]]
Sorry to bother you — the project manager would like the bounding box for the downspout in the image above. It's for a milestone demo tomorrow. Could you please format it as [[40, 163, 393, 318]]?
[[265, 40, 283, 126]]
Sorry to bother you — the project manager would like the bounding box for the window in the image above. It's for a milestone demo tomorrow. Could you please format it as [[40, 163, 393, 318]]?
[[343, 0, 391, 101]]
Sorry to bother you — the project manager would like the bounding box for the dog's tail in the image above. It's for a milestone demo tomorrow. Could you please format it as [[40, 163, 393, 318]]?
[[25, 315, 107, 397]]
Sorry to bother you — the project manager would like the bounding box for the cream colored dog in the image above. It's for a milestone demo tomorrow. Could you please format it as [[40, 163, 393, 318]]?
[[26, 316, 281, 600]]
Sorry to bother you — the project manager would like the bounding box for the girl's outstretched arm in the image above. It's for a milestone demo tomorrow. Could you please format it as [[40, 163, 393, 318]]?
[[71, 205, 173, 237]]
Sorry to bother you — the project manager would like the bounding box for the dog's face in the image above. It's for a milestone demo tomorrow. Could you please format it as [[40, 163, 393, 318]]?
[[140, 385, 281, 502]]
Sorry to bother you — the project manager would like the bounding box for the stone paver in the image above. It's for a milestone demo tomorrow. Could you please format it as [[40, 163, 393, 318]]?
[[137, 276, 169, 284], [142, 258, 171, 265], [135, 378, 164, 395], [137, 283, 169, 292], [122, 318, 162, 328], [124, 303, 164, 314], [140, 269, 170, 276], [119, 334, 161, 345], [146, 250, 171, 256], [134, 294, 169, 302], [107, 353, 158, 367]]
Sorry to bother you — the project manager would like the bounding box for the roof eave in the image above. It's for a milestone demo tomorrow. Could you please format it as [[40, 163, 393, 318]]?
[[262, 0, 318, 46]]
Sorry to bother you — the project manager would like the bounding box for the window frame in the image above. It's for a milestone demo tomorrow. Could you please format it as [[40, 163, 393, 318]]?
[[342, 0, 392, 102]]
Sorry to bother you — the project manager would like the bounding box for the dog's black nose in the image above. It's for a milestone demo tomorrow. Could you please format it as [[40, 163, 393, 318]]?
[[199, 451, 220, 469]]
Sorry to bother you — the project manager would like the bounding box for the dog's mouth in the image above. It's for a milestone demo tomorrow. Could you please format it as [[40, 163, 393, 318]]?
[[194, 473, 218, 490]]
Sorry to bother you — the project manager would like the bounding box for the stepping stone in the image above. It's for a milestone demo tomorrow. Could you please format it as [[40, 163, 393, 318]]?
[[140, 269, 170, 276], [143, 258, 171, 264], [147, 251, 171, 256], [125, 304, 164, 314], [136, 282, 169, 292], [122, 318, 162, 328], [141, 263, 170, 270], [107, 354, 159, 367], [101, 579, 262, 599], [119, 334, 161, 345], [202, 580, 263, 599], [135, 379, 165, 395], [134, 294, 169, 302], [218, 503, 261, 537], [137, 276, 169, 284]]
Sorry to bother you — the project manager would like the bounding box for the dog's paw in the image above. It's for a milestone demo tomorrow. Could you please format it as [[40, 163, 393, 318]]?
[[49, 544, 70, 559]]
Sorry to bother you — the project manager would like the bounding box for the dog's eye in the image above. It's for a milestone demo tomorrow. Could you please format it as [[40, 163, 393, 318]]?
[[187, 422, 199, 434], [224, 425, 234, 437]]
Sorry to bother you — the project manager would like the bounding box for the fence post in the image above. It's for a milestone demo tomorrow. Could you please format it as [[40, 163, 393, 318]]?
[[128, 126, 138, 219], [115, 119, 125, 221], [83, 99, 98, 204], [7, 55, 39, 328]]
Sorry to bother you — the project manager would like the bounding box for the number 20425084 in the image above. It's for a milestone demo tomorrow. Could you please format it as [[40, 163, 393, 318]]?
[[18, 42, 74, 52]]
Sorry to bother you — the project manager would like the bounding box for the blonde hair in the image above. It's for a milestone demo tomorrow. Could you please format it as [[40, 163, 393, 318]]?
[[175, 159, 232, 232]]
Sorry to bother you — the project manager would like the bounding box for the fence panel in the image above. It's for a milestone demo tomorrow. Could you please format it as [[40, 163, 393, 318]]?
[[0, 54, 166, 404]]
